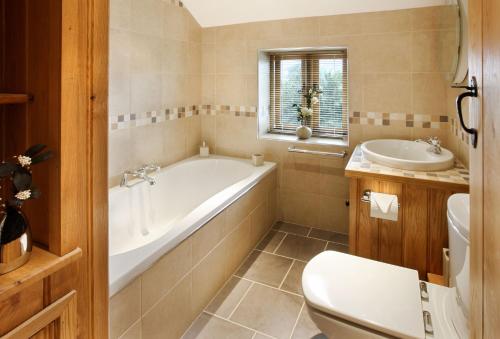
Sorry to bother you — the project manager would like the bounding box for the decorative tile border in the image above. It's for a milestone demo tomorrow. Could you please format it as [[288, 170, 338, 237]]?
[[346, 146, 470, 186], [349, 112, 449, 129], [110, 104, 257, 130]]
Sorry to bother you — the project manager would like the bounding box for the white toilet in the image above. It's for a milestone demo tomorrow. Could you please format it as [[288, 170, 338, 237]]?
[[302, 194, 470, 339]]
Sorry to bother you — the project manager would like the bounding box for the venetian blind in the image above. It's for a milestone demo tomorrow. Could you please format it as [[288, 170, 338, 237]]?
[[269, 50, 348, 138]]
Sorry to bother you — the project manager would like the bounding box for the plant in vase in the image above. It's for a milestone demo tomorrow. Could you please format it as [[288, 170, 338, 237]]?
[[293, 85, 323, 139], [0, 144, 53, 274]]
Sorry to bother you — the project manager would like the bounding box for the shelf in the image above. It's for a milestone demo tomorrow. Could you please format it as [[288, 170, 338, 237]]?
[[0, 93, 30, 105], [0, 246, 82, 301]]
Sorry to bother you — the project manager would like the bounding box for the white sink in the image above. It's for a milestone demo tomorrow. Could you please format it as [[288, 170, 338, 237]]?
[[361, 139, 455, 171]]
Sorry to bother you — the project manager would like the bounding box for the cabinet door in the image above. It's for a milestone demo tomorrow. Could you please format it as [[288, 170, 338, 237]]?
[[403, 184, 428, 279], [428, 189, 453, 274], [378, 181, 403, 266], [356, 179, 380, 259]]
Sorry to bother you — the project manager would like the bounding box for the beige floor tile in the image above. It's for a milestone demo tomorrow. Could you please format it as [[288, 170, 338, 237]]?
[[326, 242, 349, 253], [281, 260, 306, 295], [256, 230, 286, 252], [290, 306, 324, 339], [253, 334, 275, 339], [235, 251, 293, 287], [273, 221, 310, 236], [183, 312, 254, 339], [230, 284, 303, 339], [206, 277, 252, 318], [309, 228, 349, 245], [276, 234, 326, 261]]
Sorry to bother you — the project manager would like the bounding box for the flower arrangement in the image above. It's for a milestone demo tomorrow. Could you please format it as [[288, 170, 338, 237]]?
[[0, 144, 53, 210], [293, 85, 323, 125]]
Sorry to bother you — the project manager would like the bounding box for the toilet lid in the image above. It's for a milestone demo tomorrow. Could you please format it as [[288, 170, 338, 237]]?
[[302, 251, 425, 339]]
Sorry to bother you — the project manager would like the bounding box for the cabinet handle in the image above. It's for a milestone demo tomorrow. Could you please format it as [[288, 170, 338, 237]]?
[[452, 76, 478, 148]]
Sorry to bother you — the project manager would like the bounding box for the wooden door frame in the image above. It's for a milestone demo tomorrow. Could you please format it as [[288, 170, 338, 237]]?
[[60, 0, 109, 337]]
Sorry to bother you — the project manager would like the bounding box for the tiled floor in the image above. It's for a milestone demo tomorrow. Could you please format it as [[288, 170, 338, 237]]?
[[183, 222, 349, 339]]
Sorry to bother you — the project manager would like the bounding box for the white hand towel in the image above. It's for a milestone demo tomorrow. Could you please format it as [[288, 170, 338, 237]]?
[[370, 192, 398, 221]]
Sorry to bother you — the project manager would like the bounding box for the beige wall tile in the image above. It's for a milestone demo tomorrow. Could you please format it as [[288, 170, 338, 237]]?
[[361, 9, 412, 34], [362, 33, 412, 73], [363, 73, 411, 113], [191, 241, 229, 316], [412, 73, 448, 115], [319, 13, 365, 36], [141, 239, 192, 313], [130, 0, 163, 37], [412, 30, 457, 73], [250, 200, 270, 245], [110, 0, 131, 30], [163, 5, 189, 41], [223, 215, 252, 276], [110, 278, 141, 339], [109, 128, 133, 181], [119, 320, 141, 339], [192, 211, 225, 264], [142, 273, 194, 339], [411, 5, 458, 31]]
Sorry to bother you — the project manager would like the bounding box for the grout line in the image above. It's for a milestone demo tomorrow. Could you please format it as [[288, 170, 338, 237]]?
[[278, 259, 295, 290], [253, 248, 308, 263], [237, 277, 304, 298], [118, 318, 142, 339], [204, 310, 278, 339], [306, 228, 313, 237], [273, 232, 288, 254], [289, 301, 306, 339], [227, 282, 255, 319]]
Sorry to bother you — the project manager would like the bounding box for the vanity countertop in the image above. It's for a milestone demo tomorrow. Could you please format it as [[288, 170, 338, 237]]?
[[345, 146, 469, 191]]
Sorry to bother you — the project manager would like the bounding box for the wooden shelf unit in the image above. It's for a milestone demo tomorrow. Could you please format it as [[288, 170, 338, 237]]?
[[0, 246, 81, 301], [0, 93, 29, 105]]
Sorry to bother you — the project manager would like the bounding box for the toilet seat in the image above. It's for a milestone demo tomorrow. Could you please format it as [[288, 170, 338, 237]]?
[[302, 251, 426, 338]]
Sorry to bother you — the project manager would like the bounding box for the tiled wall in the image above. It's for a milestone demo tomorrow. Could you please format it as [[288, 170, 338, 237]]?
[[199, 6, 458, 233], [109, 170, 277, 339], [108, 0, 202, 186]]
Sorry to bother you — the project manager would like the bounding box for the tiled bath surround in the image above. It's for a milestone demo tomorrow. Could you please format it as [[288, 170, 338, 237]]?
[[110, 170, 278, 338]]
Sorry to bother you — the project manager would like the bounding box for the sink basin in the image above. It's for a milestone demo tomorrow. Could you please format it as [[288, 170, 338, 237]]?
[[361, 139, 455, 171]]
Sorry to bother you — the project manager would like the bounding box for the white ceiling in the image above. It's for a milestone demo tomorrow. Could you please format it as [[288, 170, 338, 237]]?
[[183, 0, 451, 27]]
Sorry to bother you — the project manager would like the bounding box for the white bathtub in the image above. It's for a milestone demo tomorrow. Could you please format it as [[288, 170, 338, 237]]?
[[109, 155, 276, 296]]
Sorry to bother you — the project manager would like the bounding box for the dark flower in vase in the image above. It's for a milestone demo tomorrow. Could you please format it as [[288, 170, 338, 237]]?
[[0, 144, 53, 244]]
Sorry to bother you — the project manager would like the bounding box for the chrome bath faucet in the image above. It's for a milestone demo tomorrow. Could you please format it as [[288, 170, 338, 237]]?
[[120, 164, 160, 187]]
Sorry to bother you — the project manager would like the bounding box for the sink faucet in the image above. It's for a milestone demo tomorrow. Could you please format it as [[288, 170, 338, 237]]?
[[415, 137, 442, 155], [120, 164, 160, 187]]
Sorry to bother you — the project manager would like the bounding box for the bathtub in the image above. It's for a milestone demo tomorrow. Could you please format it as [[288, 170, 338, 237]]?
[[109, 155, 276, 296]]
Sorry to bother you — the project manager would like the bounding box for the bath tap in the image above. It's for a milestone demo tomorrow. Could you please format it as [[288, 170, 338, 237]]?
[[120, 164, 160, 187], [415, 137, 442, 155]]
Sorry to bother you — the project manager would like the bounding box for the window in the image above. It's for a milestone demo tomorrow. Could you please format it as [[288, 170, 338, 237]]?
[[269, 50, 348, 139]]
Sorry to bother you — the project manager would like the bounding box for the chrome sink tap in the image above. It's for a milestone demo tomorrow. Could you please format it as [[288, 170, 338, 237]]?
[[415, 137, 442, 155], [120, 164, 160, 187]]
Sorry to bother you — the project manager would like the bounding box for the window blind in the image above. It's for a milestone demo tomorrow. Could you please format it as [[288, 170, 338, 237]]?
[[269, 50, 348, 138]]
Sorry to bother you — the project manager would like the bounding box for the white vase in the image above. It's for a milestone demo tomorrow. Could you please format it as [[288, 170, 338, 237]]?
[[296, 123, 312, 140]]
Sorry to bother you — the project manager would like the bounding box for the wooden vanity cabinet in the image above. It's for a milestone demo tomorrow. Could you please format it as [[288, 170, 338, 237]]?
[[348, 176, 468, 279]]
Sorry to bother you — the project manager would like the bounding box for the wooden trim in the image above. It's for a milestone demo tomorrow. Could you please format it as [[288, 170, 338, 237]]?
[[0, 247, 81, 302], [0, 94, 29, 104], [1, 290, 77, 339]]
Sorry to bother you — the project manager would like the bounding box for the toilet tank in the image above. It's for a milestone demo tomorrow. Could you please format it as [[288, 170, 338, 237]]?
[[447, 193, 470, 317]]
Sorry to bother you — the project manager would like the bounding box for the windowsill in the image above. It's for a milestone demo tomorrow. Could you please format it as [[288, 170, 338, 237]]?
[[260, 133, 349, 147]]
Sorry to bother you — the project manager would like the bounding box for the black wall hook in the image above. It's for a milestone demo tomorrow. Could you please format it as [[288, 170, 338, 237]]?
[[452, 76, 478, 148]]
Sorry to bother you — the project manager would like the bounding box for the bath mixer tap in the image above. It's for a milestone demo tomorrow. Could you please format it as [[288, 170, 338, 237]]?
[[120, 164, 160, 187], [415, 137, 442, 155]]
